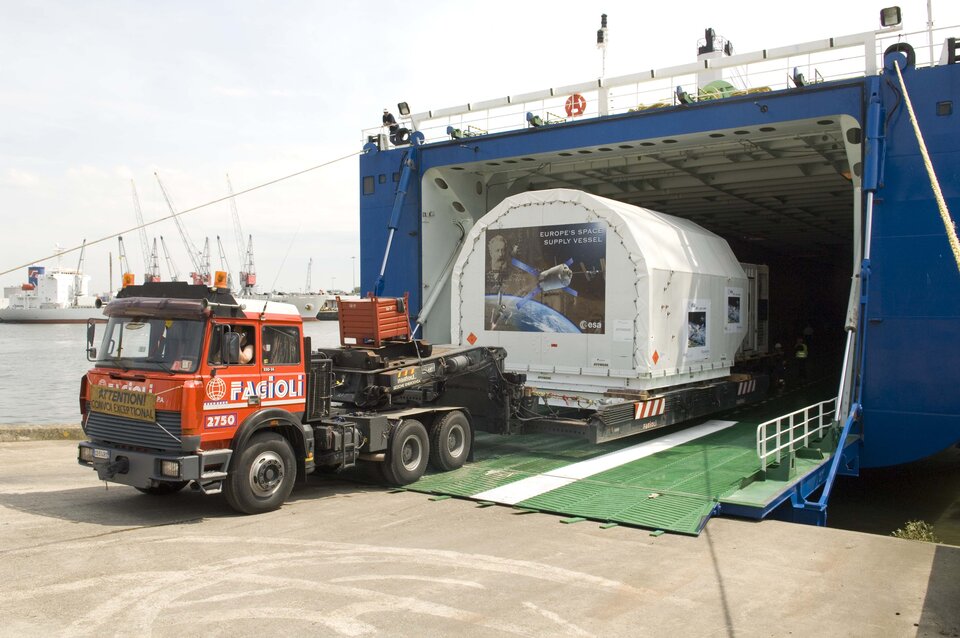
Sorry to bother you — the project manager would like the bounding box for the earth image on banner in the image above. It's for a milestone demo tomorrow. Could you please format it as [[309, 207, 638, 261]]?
[[484, 295, 581, 333]]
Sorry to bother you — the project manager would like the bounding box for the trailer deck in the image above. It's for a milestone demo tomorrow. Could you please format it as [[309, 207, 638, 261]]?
[[398, 380, 859, 535]]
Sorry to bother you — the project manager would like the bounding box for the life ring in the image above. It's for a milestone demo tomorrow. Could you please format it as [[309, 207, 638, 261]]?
[[390, 127, 411, 146], [565, 93, 586, 117]]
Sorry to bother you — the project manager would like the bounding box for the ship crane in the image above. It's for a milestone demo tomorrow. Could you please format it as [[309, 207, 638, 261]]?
[[306, 257, 313, 292], [155, 172, 209, 285], [130, 180, 161, 283], [226, 174, 257, 294], [159, 236, 180, 282]]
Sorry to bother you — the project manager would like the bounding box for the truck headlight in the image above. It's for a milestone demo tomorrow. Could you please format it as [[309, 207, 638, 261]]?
[[79, 446, 94, 462], [160, 460, 181, 478]]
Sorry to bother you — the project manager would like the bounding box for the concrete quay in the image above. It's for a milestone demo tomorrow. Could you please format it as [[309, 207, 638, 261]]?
[[0, 439, 957, 637]]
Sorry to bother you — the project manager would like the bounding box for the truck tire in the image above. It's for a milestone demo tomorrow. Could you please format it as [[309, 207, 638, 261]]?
[[429, 411, 472, 472], [224, 431, 297, 514], [136, 481, 188, 495], [381, 419, 429, 485]]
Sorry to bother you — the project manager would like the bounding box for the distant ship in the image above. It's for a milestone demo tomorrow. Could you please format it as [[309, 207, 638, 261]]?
[[257, 291, 327, 321], [0, 266, 106, 324]]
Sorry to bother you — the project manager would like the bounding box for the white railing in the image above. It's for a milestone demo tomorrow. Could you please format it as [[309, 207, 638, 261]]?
[[363, 24, 958, 147], [756, 398, 837, 467]]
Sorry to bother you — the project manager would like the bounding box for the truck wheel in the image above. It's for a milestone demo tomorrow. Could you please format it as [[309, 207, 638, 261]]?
[[136, 481, 188, 495], [429, 411, 472, 471], [381, 419, 429, 485], [224, 431, 297, 514]]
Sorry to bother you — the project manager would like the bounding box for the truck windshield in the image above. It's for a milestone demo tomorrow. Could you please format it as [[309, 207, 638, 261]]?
[[96, 317, 205, 373]]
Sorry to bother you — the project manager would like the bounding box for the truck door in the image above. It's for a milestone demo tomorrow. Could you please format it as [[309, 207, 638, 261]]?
[[203, 323, 260, 436], [259, 324, 306, 413]]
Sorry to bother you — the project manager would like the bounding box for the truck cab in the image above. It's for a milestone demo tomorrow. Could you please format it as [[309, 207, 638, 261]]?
[[78, 281, 317, 513]]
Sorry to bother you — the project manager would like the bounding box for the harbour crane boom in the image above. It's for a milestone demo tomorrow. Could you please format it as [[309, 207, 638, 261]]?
[[225, 174, 257, 294], [129, 181, 159, 282], [154, 172, 207, 283], [226, 174, 246, 270], [216, 235, 234, 291], [159, 235, 180, 282]]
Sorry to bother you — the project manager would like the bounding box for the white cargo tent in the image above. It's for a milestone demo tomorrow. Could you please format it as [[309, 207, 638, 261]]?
[[451, 188, 748, 404]]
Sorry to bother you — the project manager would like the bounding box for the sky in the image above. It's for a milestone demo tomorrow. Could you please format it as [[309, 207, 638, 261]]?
[[2, 0, 958, 295]]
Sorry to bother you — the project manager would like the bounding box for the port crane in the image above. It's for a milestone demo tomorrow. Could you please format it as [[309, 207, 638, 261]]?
[[216, 235, 234, 291], [159, 236, 180, 282], [117, 236, 134, 287], [226, 174, 257, 294], [130, 180, 161, 283], [155, 172, 209, 286]]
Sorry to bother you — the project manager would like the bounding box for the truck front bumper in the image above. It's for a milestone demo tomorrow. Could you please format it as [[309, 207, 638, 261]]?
[[78, 441, 203, 489]]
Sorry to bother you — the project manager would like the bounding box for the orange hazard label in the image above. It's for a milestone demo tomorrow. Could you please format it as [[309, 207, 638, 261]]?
[[652, 350, 660, 365], [466, 332, 477, 345]]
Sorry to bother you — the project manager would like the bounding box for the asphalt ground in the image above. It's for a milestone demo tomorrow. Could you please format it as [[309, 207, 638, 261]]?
[[0, 440, 957, 637]]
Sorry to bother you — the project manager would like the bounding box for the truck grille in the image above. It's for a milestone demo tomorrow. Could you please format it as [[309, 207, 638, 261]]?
[[84, 409, 183, 452]]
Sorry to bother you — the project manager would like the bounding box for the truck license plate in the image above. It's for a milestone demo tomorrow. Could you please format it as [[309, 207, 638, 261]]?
[[93, 448, 110, 459]]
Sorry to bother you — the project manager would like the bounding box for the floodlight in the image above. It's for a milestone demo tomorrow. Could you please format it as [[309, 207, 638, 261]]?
[[880, 6, 901, 28], [397, 102, 411, 116]]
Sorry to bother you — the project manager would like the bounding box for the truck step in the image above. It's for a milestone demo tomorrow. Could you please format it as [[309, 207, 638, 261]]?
[[195, 479, 224, 495]]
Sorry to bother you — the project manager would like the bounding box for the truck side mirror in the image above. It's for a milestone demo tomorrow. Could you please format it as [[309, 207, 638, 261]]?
[[86, 319, 97, 361], [222, 332, 241, 365]]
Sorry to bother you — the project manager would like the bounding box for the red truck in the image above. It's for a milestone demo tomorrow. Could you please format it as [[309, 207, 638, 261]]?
[[78, 280, 519, 514]]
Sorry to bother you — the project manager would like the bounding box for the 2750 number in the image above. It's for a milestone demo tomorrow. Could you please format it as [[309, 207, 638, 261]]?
[[204, 413, 238, 429]]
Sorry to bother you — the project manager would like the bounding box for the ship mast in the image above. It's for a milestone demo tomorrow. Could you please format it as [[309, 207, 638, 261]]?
[[73, 240, 86, 308]]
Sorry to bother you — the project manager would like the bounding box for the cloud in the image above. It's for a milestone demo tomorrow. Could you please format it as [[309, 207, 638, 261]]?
[[212, 86, 257, 98], [3, 169, 41, 188]]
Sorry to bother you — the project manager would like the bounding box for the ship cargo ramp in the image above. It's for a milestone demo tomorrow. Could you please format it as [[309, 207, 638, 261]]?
[[392, 381, 859, 535]]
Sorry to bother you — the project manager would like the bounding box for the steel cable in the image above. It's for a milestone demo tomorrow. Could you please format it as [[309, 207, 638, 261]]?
[[0, 150, 362, 278]]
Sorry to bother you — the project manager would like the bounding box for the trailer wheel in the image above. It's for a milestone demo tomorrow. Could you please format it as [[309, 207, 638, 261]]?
[[224, 431, 297, 514], [429, 411, 472, 472], [136, 481, 188, 495], [381, 419, 429, 485]]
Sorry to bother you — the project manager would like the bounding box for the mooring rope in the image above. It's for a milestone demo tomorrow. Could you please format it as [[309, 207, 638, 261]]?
[[892, 60, 960, 275], [0, 150, 362, 278]]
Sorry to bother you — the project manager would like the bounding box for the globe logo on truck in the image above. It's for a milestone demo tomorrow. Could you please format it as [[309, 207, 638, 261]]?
[[205, 377, 227, 401]]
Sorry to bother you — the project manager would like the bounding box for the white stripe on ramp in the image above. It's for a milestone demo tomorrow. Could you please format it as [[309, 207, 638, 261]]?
[[472, 419, 738, 505]]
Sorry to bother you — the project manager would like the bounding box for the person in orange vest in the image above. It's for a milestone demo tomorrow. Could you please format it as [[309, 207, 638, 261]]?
[[794, 336, 808, 381]]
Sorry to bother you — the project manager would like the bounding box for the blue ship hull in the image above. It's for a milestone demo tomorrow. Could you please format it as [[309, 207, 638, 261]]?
[[359, 42, 960, 468]]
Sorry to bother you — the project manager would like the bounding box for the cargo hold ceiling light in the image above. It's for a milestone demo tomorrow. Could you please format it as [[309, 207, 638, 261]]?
[[880, 6, 902, 28]]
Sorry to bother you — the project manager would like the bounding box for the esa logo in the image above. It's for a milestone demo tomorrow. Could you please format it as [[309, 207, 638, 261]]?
[[579, 320, 603, 331]]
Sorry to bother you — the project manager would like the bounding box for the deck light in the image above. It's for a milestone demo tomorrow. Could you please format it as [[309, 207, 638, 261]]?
[[397, 102, 410, 117], [880, 6, 901, 27]]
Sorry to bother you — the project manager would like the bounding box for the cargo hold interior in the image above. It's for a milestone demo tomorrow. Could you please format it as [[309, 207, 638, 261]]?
[[420, 114, 859, 376]]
